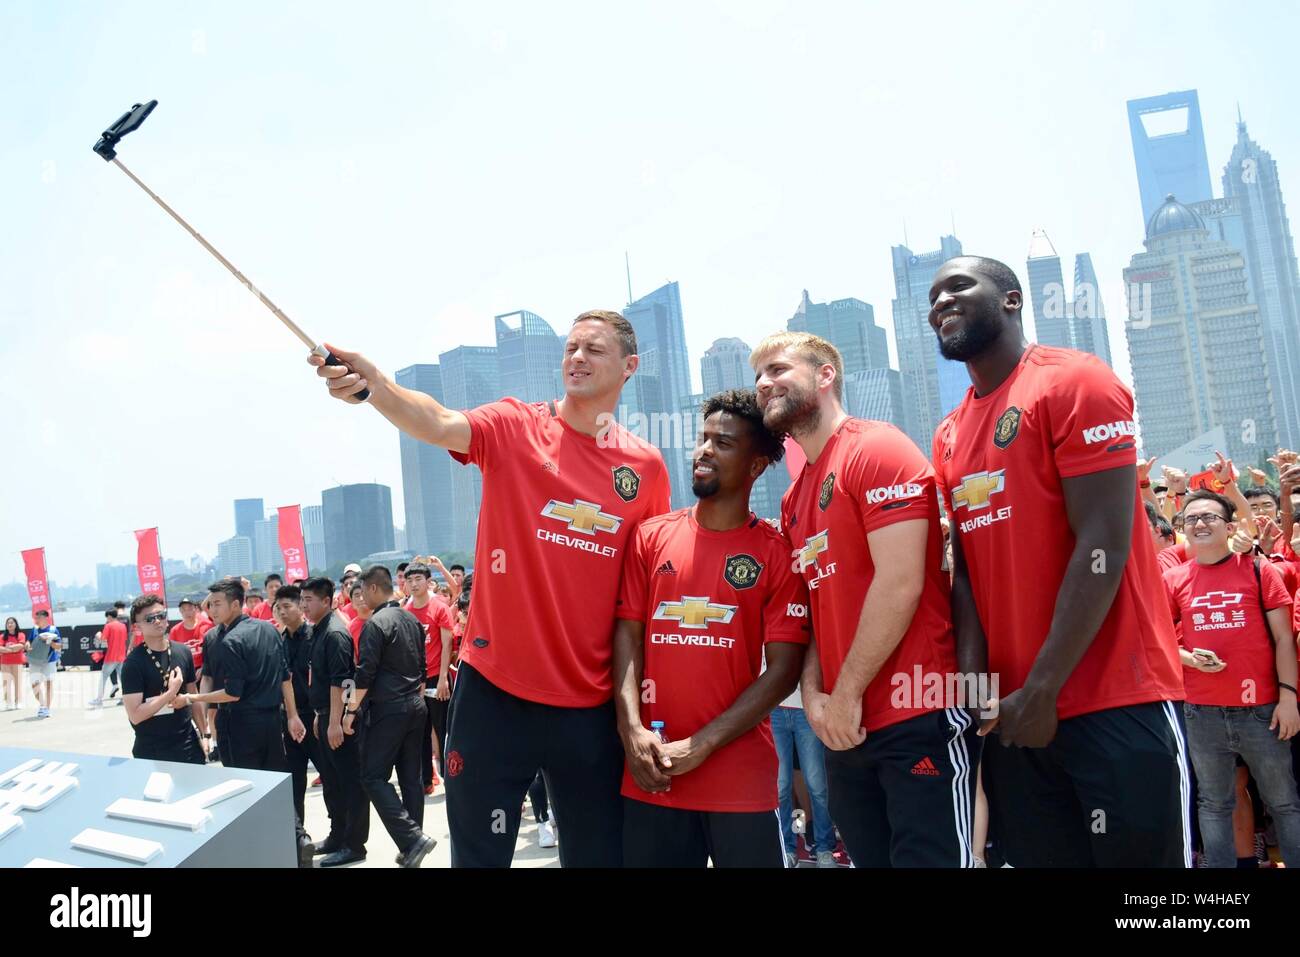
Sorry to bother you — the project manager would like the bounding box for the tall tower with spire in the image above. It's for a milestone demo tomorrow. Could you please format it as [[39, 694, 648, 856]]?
[[1220, 113, 1300, 448]]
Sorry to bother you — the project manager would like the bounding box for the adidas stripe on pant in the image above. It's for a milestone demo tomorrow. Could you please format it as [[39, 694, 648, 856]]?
[[823, 707, 982, 867]]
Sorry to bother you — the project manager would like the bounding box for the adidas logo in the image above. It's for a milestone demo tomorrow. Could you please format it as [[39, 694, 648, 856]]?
[[910, 756, 940, 777], [655, 561, 677, 576], [540, 461, 558, 473]]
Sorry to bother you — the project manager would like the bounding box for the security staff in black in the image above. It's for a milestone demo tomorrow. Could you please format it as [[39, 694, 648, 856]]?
[[190, 579, 310, 861], [344, 565, 436, 868], [121, 594, 205, 764], [273, 585, 317, 830], [302, 576, 370, 867]]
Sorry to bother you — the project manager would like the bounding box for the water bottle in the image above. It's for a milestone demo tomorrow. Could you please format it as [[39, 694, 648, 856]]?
[[650, 721, 670, 791]]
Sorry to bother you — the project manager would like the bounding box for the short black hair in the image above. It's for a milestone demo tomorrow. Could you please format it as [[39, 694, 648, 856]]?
[[1243, 486, 1281, 507], [404, 562, 431, 580], [265, 574, 283, 586], [449, 564, 465, 574], [208, 579, 245, 605], [1185, 489, 1235, 521], [34, 609, 50, 619], [349, 580, 365, 598], [105, 609, 118, 620], [962, 256, 1022, 297], [130, 594, 166, 624], [700, 389, 786, 466], [396, 562, 410, 574], [274, 584, 302, 605], [360, 564, 393, 590], [113, 601, 127, 610], [301, 577, 334, 602], [1144, 501, 1174, 540], [246, 590, 262, 601]]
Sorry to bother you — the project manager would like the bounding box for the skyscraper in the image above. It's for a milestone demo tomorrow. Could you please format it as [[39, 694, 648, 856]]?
[[1071, 253, 1113, 366], [395, 364, 454, 556], [95, 563, 137, 601], [1026, 231, 1113, 365], [695, 340, 791, 520], [233, 498, 264, 542], [252, 515, 280, 575], [1127, 90, 1213, 225], [844, 368, 907, 432], [495, 310, 563, 404], [1220, 114, 1300, 449], [787, 291, 890, 379], [439, 345, 501, 553], [217, 536, 254, 579], [322, 483, 395, 569], [701, 338, 752, 397], [892, 235, 964, 448], [301, 505, 324, 571], [1123, 195, 1277, 463], [623, 282, 694, 508]]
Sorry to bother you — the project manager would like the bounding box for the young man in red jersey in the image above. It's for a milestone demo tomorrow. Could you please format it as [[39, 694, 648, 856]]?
[[312, 310, 670, 867], [1163, 490, 1300, 867], [614, 390, 809, 867], [91, 609, 129, 707], [928, 255, 1188, 867], [169, 598, 211, 679], [403, 561, 454, 794], [753, 331, 980, 868]]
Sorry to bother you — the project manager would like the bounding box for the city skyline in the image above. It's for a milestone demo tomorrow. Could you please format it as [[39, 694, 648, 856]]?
[[4, 2, 1299, 584]]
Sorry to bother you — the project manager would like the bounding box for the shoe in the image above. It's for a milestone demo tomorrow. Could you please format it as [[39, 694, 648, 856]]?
[[37, 708, 49, 719], [398, 833, 436, 868], [109, 686, 119, 699], [816, 850, 836, 869], [795, 837, 815, 865], [1255, 832, 1269, 865], [314, 838, 344, 856], [785, 852, 798, 869], [538, 819, 557, 848], [424, 782, 436, 796], [88, 699, 102, 707], [298, 835, 315, 868], [311, 776, 322, 788], [972, 856, 988, 868], [319, 849, 366, 867]]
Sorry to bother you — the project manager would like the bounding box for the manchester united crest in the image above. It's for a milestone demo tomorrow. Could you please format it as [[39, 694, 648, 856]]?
[[818, 472, 836, 511], [724, 553, 762, 590], [993, 407, 1022, 450], [612, 465, 641, 503]]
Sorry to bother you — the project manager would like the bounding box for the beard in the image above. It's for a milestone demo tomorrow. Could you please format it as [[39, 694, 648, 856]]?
[[936, 303, 1004, 361], [762, 383, 820, 436], [692, 473, 721, 499]]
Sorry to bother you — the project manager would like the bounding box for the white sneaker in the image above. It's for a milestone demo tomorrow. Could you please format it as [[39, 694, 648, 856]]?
[[785, 852, 799, 869], [37, 708, 50, 719], [816, 850, 836, 869], [88, 699, 102, 707], [537, 819, 557, 848]]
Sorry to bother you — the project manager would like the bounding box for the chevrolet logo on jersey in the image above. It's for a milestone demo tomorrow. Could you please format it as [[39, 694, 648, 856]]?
[[951, 470, 1007, 511], [799, 531, 829, 569], [653, 596, 737, 629], [1189, 591, 1244, 611], [540, 499, 623, 535]]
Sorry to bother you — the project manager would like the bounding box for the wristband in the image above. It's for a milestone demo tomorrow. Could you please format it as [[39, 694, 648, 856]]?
[[1139, 479, 1151, 489], [202, 733, 212, 738], [1280, 682, 1297, 695]]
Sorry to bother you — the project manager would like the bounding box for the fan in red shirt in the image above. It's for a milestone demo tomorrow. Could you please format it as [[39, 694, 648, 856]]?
[[345, 581, 369, 661], [312, 310, 669, 868], [753, 331, 978, 868], [170, 598, 212, 673], [248, 575, 282, 622], [90, 610, 130, 707], [1163, 489, 1300, 867], [928, 255, 1187, 868], [404, 562, 455, 794], [614, 390, 808, 867]]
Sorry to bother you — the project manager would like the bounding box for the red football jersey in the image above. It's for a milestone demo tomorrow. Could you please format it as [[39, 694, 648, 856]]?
[[1164, 554, 1291, 706], [617, 508, 811, 811], [347, 614, 366, 662], [407, 596, 455, 678], [1157, 540, 1191, 571], [932, 345, 1184, 720], [249, 601, 274, 622], [102, 620, 129, 664], [169, 620, 210, 669], [450, 398, 671, 707], [781, 418, 957, 733]]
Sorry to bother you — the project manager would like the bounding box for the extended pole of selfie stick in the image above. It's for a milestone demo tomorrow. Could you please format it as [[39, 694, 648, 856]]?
[[92, 100, 369, 400]]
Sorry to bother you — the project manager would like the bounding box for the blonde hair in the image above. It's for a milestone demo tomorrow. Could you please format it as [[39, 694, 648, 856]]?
[[750, 332, 844, 402]]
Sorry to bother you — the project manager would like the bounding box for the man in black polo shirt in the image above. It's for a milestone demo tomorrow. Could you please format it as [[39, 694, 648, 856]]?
[[344, 565, 435, 868], [303, 577, 370, 866], [121, 594, 205, 764], [273, 584, 317, 839], [190, 578, 311, 864]]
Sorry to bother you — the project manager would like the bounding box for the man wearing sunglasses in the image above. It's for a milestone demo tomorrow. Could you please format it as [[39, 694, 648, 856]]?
[[120, 595, 205, 764]]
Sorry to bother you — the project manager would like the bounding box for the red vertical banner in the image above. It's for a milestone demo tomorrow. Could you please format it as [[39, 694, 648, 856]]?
[[278, 505, 310, 581], [135, 527, 167, 604], [21, 547, 52, 622]]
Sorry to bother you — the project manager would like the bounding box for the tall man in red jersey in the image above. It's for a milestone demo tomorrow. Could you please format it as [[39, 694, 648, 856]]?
[[403, 561, 455, 794], [614, 390, 809, 867], [928, 255, 1189, 867], [753, 332, 980, 868], [312, 310, 671, 867]]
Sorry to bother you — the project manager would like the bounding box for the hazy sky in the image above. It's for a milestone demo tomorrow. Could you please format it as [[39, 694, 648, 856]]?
[[3, 0, 1298, 585]]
